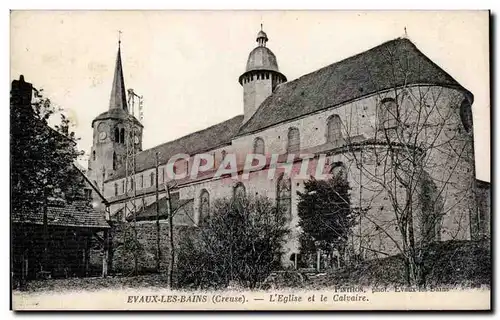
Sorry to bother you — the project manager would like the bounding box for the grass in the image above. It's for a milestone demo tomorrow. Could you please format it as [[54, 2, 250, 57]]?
[[306, 239, 491, 289], [16, 273, 172, 293], [13, 240, 490, 293]]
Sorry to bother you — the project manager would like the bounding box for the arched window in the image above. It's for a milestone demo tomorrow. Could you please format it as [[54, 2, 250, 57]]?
[[330, 162, 348, 181], [287, 127, 300, 154], [378, 98, 398, 129], [150, 172, 155, 186], [276, 173, 292, 221], [120, 128, 125, 144], [114, 128, 119, 142], [92, 150, 96, 161], [418, 171, 443, 243], [327, 115, 343, 146], [253, 137, 265, 155], [233, 182, 246, 202], [199, 189, 210, 225], [112, 152, 117, 170], [114, 183, 118, 196], [460, 99, 473, 133]]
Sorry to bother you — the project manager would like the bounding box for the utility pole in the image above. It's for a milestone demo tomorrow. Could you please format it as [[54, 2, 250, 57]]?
[[42, 186, 49, 276], [155, 152, 160, 272], [164, 181, 175, 289]]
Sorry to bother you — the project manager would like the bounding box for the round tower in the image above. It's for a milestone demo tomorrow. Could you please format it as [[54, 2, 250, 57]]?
[[239, 27, 287, 123]]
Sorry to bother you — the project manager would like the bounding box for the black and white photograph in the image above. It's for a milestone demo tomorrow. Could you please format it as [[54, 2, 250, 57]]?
[[9, 10, 491, 310]]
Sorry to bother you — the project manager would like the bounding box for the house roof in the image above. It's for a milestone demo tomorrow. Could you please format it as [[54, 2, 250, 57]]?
[[108, 115, 244, 181], [238, 37, 472, 136], [126, 197, 194, 222], [12, 201, 110, 229]]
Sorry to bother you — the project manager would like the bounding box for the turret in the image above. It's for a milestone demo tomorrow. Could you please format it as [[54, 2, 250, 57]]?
[[239, 26, 286, 123]]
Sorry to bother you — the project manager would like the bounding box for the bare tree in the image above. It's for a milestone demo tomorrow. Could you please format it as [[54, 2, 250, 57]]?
[[332, 42, 478, 286], [177, 195, 290, 290]]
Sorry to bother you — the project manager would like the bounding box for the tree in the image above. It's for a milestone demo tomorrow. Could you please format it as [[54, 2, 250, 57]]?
[[297, 172, 356, 268], [177, 195, 290, 290], [11, 77, 84, 285], [334, 41, 478, 286]]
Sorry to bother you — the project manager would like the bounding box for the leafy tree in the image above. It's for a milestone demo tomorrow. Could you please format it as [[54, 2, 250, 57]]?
[[11, 80, 84, 213], [11, 77, 85, 283], [177, 195, 290, 289], [297, 173, 356, 267]]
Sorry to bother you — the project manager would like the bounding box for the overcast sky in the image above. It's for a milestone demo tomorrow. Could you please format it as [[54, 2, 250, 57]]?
[[10, 10, 490, 181]]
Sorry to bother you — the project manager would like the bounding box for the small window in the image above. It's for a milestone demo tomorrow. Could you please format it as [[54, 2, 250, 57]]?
[[221, 150, 227, 161], [170, 192, 180, 204], [287, 127, 300, 154], [114, 183, 118, 196], [140, 174, 144, 188], [112, 152, 117, 170], [114, 128, 119, 142], [150, 172, 155, 186], [276, 173, 292, 221], [199, 189, 210, 225], [378, 98, 398, 129], [92, 150, 96, 161], [233, 182, 246, 202], [121, 180, 125, 194], [173, 160, 187, 176], [327, 115, 343, 146], [253, 137, 265, 155], [460, 99, 473, 133], [330, 162, 347, 181], [120, 128, 125, 144], [84, 188, 92, 200]]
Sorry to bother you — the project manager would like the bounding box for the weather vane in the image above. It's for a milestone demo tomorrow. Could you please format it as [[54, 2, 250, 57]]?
[[118, 30, 123, 47]]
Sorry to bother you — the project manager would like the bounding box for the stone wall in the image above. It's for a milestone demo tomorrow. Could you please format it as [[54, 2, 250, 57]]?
[[108, 220, 196, 274]]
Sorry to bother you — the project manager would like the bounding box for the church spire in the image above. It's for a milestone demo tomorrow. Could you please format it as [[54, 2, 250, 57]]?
[[109, 37, 128, 112]]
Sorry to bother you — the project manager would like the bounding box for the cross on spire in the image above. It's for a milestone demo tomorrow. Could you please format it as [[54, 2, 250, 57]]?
[[109, 32, 128, 112], [118, 30, 123, 48]]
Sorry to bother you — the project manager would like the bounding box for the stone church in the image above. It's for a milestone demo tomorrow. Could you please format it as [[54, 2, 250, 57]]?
[[87, 28, 488, 266]]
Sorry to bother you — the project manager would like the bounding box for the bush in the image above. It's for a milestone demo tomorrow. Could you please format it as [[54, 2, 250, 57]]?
[[177, 196, 290, 290]]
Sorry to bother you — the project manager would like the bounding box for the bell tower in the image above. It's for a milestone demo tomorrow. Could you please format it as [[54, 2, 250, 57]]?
[[87, 40, 143, 192], [239, 26, 287, 123]]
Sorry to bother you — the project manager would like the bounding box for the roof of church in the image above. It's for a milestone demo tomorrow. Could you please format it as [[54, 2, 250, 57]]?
[[91, 107, 142, 127], [245, 46, 281, 73], [109, 44, 128, 112], [109, 115, 243, 180], [92, 43, 134, 127], [238, 37, 472, 136]]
